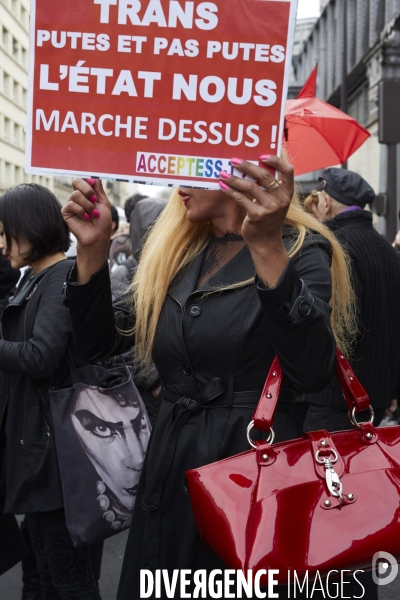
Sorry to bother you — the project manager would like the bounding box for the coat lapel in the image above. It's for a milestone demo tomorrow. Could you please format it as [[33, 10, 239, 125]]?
[[168, 247, 207, 307], [7, 272, 36, 307]]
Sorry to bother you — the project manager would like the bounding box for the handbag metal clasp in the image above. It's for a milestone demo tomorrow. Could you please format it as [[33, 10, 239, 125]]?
[[316, 449, 343, 501]]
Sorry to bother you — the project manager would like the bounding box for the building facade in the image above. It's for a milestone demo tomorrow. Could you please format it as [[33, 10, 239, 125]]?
[[290, 16, 318, 98], [0, 0, 53, 193], [292, 0, 400, 238]]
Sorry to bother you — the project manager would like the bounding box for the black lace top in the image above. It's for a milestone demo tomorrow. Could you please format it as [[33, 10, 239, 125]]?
[[197, 232, 246, 288]]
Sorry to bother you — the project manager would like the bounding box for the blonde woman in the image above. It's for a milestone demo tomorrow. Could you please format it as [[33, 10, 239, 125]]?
[[62, 156, 355, 600]]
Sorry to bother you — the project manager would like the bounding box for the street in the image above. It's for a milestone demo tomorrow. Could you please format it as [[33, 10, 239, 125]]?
[[0, 530, 128, 600]]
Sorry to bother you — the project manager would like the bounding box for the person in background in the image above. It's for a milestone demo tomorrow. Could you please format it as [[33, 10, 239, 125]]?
[[109, 194, 149, 277], [124, 193, 147, 225], [110, 197, 168, 425], [303, 190, 319, 219], [393, 229, 400, 254], [0, 250, 27, 582], [0, 184, 101, 600], [130, 196, 168, 260], [110, 205, 119, 235], [0, 250, 20, 302], [111, 197, 168, 299], [0, 504, 27, 580], [302, 167, 400, 600], [1, 236, 104, 600], [111, 194, 167, 277], [108, 205, 131, 272]]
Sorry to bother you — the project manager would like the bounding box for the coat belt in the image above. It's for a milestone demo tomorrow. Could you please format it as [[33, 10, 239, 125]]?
[[163, 387, 263, 412], [141, 378, 295, 511], [141, 377, 225, 511]]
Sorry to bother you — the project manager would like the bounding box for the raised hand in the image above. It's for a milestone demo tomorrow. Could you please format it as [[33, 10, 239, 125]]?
[[62, 178, 112, 283], [219, 155, 294, 247], [62, 178, 112, 248], [218, 155, 294, 287]]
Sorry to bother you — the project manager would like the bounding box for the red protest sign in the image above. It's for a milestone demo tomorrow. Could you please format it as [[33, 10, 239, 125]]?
[[26, 0, 297, 188]]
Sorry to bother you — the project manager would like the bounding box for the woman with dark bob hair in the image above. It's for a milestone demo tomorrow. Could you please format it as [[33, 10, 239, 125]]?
[[0, 184, 102, 599]]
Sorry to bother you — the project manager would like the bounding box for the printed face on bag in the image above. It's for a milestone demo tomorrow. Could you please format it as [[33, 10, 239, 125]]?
[[71, 388, 150, 511]]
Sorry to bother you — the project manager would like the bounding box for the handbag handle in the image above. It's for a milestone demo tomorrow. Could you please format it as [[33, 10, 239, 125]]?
[[66, 346, 81, 385], [252, 348, 371, 433]]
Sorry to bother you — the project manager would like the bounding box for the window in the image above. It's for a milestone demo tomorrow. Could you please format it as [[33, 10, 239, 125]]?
[[13, 124, 19, 145], [3, 73, 9, 95], [377, 0, 385, 34], [3, 118, 10, 140], [11, 0, 18, 15], [4, 163, 11, 187], [12, 80, 18, 102], [21, 7, 27, 27], [349, 86, 369, 126], [21, 47, 27, 67], [12, 37, 18, 59], [15, 166, 23, 183], [2, 26, 8, 49], [22, 88, 27, 106]]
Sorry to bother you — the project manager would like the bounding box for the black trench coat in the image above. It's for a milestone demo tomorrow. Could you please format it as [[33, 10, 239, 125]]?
[[66, 229, 336, 599]]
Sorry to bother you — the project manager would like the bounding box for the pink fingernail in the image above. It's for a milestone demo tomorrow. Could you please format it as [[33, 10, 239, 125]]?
[[83, 213, 91, 221], [86, 178, 95, 185], [90, 195, 98, 203], [219, 181, 230, 191], [259, 154, 272, 161], [230, 158, 244, 166], [219, 171, 230, 179], [92, 209, 100, 218]]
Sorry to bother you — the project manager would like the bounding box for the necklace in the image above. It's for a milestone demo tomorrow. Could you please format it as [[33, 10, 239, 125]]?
[[209, 231, 244, 243], [199, 231, 245, 282]]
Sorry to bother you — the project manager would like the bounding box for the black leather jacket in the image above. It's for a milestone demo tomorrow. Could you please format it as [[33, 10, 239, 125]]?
[[0, 260, 73, 514]]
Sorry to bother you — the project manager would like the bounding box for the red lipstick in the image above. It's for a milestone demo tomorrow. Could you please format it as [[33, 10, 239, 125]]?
[[178, 190, 191, 205]]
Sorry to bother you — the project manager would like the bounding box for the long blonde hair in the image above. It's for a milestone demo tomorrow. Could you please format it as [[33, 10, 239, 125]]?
[[131, 190, 357, 364]]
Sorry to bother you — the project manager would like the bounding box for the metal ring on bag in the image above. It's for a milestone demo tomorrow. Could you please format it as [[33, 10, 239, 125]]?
[[246, 420, 275, 449], [348, 405, 375, 429], [315, 448, 338, 464]]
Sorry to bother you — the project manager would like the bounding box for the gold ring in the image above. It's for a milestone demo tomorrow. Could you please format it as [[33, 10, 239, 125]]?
[[266, 180, 280, 192]]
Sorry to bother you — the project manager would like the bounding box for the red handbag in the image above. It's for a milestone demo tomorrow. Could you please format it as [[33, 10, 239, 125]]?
[[186, 349, 400, 584]]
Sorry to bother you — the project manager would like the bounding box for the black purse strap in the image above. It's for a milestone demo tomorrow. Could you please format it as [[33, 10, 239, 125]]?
[[65, 348, 127, 386], [66, 346, 81, 384]]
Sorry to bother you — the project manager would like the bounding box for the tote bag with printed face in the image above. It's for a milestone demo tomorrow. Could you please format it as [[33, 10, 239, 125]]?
[[50, 362, 151, 546]]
